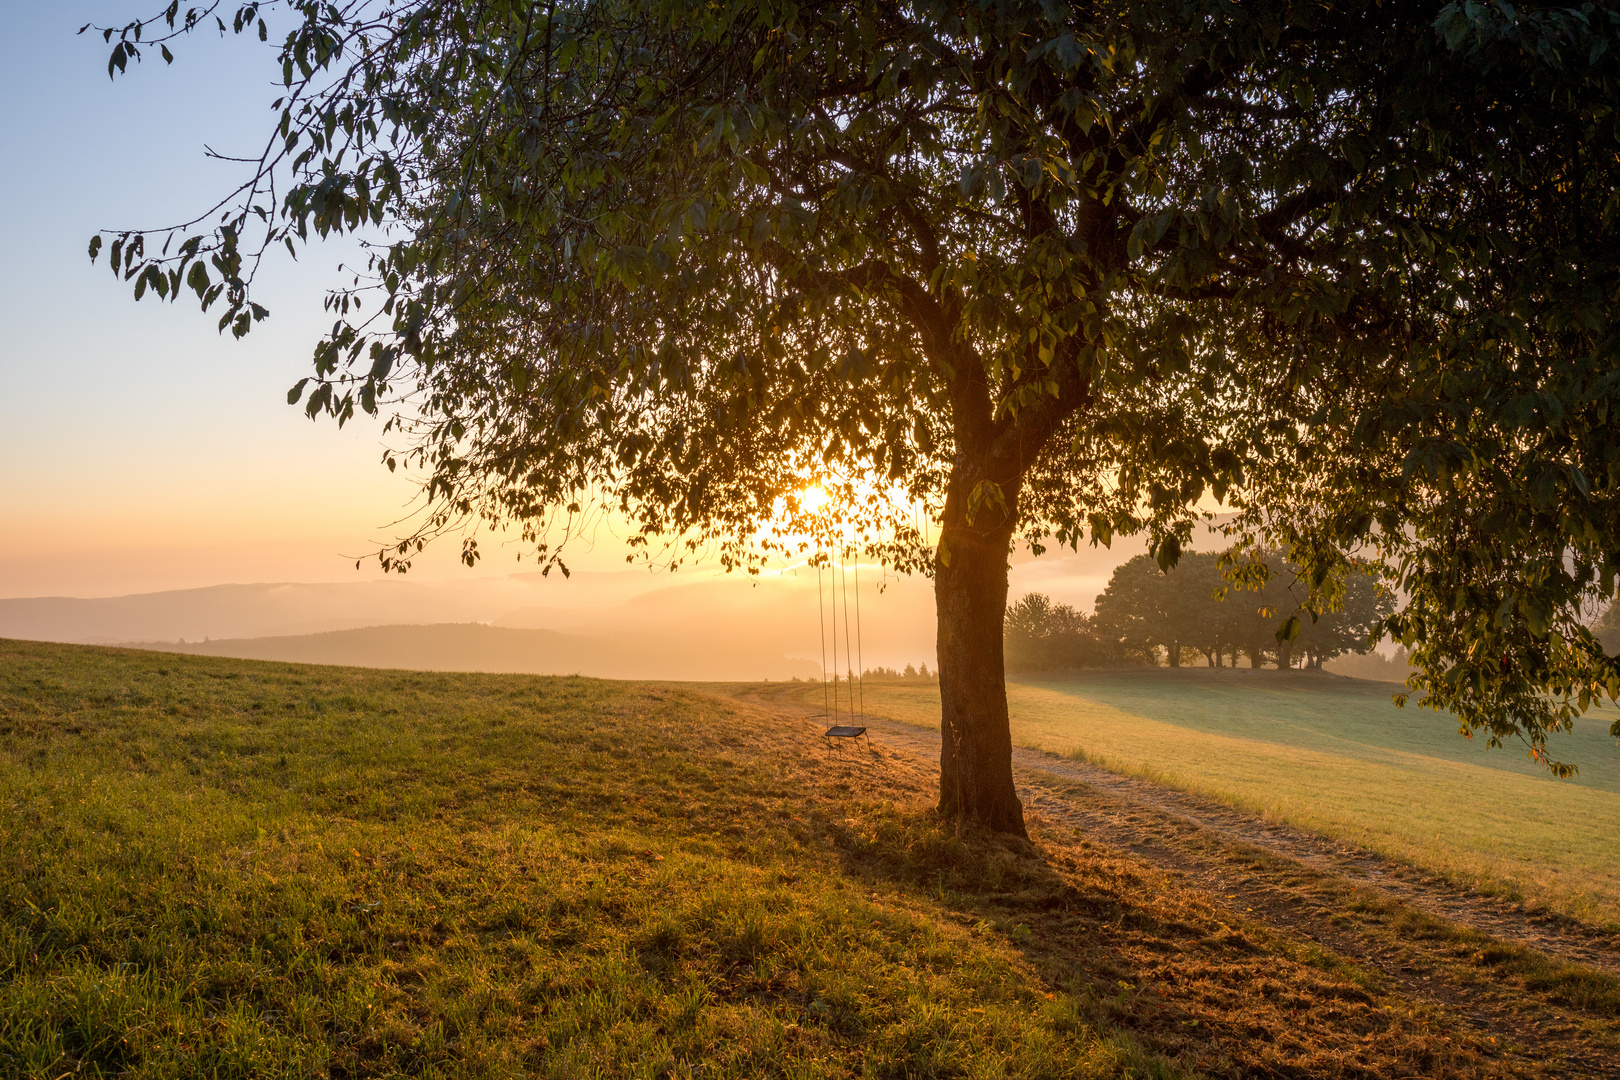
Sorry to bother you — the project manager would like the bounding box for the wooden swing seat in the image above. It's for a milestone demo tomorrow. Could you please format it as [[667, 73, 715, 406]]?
[[823, 725, 869, 748]]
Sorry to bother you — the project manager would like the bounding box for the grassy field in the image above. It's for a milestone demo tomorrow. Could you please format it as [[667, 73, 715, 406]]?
[[3, 639, 1576, 1079], [812, 670, 1620, 927], [1, 638, 1176, 1080]]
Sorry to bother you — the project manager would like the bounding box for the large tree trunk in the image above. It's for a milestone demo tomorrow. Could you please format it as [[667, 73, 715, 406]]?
[[935, 483, 1027, 837]]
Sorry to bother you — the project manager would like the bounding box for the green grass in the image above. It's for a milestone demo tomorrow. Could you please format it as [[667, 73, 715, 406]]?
[[830, 670, 1620, 928], [0, 639, 1173, 1080]]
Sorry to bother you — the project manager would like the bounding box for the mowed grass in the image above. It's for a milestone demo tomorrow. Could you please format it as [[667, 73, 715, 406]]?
[[0, 638, 1176, 1080], [816, 670, 1620, 928]]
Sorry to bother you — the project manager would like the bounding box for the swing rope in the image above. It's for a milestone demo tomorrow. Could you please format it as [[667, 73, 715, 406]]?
[[817, 553, 831, 726], [818, 543, 870, 749], [840, 550, 855, 715], [853, 553, 866, 721]]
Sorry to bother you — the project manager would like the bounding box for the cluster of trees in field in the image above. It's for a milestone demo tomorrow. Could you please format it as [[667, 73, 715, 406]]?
[[861, 664, 936, 682], [790, 664, 936, 683], [1006, 552, 1392, 672]]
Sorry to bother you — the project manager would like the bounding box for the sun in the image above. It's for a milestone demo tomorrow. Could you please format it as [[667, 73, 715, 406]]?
[[797, 485, 830, 513]]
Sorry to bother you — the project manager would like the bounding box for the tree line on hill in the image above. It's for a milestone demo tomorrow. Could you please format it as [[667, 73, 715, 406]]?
[[789, 664, 937, 683], [1006, 552, 1392, 672]]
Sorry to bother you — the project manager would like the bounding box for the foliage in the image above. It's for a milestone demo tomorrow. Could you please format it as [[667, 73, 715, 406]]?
[[1089, 551, 1389, 668], [1004, 592, 1109, 671], [84, 0, 1620, 779]]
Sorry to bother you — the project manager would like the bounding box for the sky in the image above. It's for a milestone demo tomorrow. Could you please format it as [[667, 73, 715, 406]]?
[[0, 8, 773, 593], [0, 5, 1140, 667], [0, 3, 490, 596]]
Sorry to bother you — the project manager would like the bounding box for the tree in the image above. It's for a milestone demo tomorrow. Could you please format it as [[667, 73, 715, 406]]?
[[1004, 592, 1105, 671], [1091, 549, 1308, 669], [1093, 555, 1190, 665], [1292, 565, 1393, 669], [89, 0, 1620, 830], [1166, 551, 1232, 667]]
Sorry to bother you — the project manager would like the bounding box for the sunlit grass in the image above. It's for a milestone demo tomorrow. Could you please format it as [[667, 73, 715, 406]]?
[[0, 639, 1174, 1079], [801, 670, 1620, 928]]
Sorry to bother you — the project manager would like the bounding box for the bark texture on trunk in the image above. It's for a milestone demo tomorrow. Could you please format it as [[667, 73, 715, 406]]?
[[934, 478, 1027, 837], [851, 249, 1094, 840]]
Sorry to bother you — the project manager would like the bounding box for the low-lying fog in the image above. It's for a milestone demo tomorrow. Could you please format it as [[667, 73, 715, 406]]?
[[0, 540, 1149, 681]]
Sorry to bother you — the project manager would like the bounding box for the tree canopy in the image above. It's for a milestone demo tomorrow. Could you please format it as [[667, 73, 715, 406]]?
[[89, 0, 1620, 828], [1003, 592, 1107, 670], [1087, 550, 1391, 668]]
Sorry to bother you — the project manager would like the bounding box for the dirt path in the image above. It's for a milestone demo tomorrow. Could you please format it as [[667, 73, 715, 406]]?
[[857, 716, 1620, 979], [730, 685, 1620, 1077]]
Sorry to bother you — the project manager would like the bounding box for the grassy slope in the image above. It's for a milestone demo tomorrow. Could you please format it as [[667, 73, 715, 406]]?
[[822, 670, 1620, 926], [0, 638, 1157, 1080], [1, 640, 1554, 1080]]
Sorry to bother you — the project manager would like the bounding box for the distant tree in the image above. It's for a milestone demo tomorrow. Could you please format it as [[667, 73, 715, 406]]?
[[1213, 550, 1386, 670], [1292, 565, 1394, 669], [1093, 555, 1190, 665], [863, 664, 936, 682], [1327, 645, 1415, 682], [1594, 604, 1620, 656], [1090, 548, 1388, 671], [1093, 550, 1280, 668], [1004, 593, 1058, 672], [1004, 593, 1105, 671], [89, 0, 1620, 828], [1171, 552, 1237, 667]]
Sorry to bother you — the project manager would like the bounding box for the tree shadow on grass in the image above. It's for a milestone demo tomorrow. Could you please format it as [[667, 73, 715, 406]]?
[[824, 804, 1512, 1080]]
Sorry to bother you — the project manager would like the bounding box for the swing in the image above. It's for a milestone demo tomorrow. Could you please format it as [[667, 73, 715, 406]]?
[[816, 546, 873, 752]]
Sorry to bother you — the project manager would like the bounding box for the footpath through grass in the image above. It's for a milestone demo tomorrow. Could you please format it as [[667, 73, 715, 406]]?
[[820, 670, 1620, 927], [0, 638, 1163, 1080]]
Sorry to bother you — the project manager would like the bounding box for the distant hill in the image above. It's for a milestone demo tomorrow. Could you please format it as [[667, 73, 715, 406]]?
[[0, 581, 489, 644], [0, 570, 941, 676], [5, 538, 1172, 676], [131, 622, 821, 682]]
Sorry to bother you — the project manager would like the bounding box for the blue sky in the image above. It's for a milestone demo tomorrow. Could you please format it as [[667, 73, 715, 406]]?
[[0, 4, 518, 595]]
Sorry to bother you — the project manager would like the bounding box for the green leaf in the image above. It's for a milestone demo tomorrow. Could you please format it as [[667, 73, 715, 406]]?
[[187, 261, 210, 298]]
